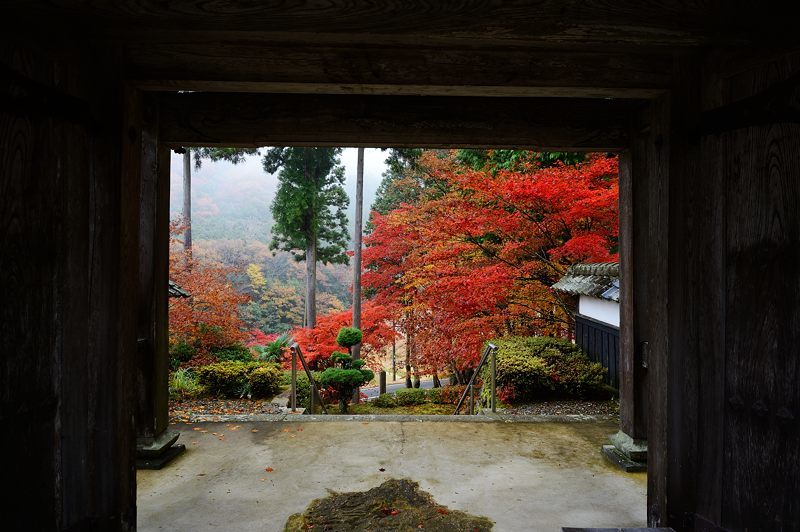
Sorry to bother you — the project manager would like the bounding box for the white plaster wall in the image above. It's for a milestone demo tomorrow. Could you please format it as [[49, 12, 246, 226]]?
[[578, 295, 620, 327]]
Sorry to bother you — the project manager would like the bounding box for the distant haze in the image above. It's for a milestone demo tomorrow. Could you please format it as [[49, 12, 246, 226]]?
[[169, 147, 388, 245]]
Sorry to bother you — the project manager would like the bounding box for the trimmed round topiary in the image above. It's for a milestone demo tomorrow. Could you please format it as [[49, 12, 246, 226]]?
[[336, 327, 363, 349], [318, 353, 374, 413]]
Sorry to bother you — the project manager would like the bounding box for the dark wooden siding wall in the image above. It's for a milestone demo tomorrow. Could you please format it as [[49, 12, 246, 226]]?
[[575, 315, 620, 388], [0, 36, 137, 530], [636, 50, 800, 530]]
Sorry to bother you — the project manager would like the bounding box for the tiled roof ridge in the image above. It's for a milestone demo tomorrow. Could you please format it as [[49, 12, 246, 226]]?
[[568, 261, 619, 277], [551, 261, 620, 301]]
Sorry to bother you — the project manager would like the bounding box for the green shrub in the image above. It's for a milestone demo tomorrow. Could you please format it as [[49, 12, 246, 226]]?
[[318, 353, 374, 413], [372, 393, 397, 408], [435, 385, 467, 405], [425, 387, 442, 403], [394, 388, 428, 406], [255, 332, 291, 363], [169, 340, 197, 370], [211, 343, 253, 362], [482, 336, 607, 402], [168, 368, 204, 400], [336, 327, 362, 349], [250, 365, 283, 397], [538, 347, 606, 397], [196, 361, 281, 398]]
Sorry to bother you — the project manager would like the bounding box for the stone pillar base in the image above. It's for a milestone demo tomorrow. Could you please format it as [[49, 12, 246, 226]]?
[[601, 430, 647, 473], [136, 429, 185, 470]]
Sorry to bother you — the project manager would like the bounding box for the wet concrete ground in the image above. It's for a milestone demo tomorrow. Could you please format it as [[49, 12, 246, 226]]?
[[137, 419, 646, 532]]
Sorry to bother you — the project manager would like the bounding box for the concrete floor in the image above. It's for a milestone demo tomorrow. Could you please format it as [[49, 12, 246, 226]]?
[[138, 419, 646, 532]]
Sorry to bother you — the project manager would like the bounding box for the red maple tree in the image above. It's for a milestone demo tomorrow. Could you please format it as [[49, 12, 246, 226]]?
[[291, 301, 396, 369], [362, 151, 618, 375]]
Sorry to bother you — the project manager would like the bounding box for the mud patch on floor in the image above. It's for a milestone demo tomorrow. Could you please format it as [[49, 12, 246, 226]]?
[[284, 478, 493, 531]]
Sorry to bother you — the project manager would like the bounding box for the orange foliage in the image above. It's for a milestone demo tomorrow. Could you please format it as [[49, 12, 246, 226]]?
[[169, 220, 250, 356]]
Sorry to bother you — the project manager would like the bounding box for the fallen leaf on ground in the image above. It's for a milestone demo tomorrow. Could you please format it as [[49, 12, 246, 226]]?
[[265, 467, 274, 473], [251, 429, 259, 433], [437, 508, 449, 515]]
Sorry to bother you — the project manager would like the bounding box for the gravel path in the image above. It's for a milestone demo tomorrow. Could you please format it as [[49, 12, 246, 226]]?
[[503, 399, 619, 417], [169, 398, 282, 423], [170, 397, 619, 422]]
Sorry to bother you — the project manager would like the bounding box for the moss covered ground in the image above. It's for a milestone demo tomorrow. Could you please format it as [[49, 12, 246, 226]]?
[[284, 478, 493, 531]]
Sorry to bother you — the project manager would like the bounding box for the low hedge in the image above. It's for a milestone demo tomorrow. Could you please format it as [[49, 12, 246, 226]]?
[[370, 386, 465, 408], [196, 361, 282, 398], [434, 385, 467, 405], [210, 343, 254, 363], [372, 393, 397, 408], [394, 388, 428, 406], [482, 336, 607, 402]]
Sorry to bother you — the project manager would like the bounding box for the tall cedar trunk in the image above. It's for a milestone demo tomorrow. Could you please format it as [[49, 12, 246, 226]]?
[[391, 327, 397, 381], [182, 150, 192, 252], [305, 237, 317, 327], [352, 147, 364, 359], [405, 329, 412, 388]]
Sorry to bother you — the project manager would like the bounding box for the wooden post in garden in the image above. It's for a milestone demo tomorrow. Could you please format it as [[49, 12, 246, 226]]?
[[291, 347, 297, 412], [490, 347, 497, 413], [469, 384, 475, 415], [310, 384, 316, 414], [379, 371, 387, 395]]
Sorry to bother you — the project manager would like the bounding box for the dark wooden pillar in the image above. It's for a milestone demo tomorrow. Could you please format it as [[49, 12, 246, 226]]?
[[606, 146, 652, 472], [1, 36, 136, 530], [135, 91, 183, 467], [644, 49, 800, 530], [619, 138, 657, 442]]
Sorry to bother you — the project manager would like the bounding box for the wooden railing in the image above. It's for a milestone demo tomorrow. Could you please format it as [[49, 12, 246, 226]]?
[[453, 343, 498, 415], [289, 343, 328, 415]]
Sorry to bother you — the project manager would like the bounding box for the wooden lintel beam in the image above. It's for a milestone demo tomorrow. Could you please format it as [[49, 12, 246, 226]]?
[[126, 42, 671, 99], [159, 93, 638, 150], [4, 2, 798, 47]]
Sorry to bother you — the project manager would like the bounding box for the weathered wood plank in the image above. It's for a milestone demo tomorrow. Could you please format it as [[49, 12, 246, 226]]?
[[3, 1, 794, 47], [1, 36, 134, 530], [722, 121, 800, 530], [159, 93, 637, 150], [125, 41, 671, 98], [638, 94, 671, 528], [136, 90, 160, 441], [0, 85, 63, 531]]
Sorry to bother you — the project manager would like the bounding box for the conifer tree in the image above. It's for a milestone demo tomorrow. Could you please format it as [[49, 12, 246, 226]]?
[[263, 147, 350, 327]]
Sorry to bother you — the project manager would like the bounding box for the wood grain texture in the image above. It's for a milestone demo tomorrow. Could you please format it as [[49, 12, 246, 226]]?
[[125, 41, 671, 98], [722, 121, 800, 530], [3, 1, 794, 47], [159, 92, 638, 150], [619, 136, 649, 440], [638, 95, 671, 528], [136, 89, 160, 441], [0, 94, 63, 531], [1, 37, 134, 531]]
